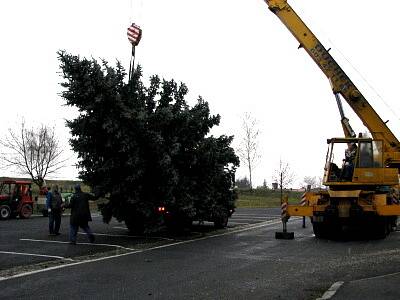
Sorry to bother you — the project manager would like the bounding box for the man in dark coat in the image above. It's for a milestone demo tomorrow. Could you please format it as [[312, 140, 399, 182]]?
[[49, 185, 63, 235], [66, 184, 95, 244]]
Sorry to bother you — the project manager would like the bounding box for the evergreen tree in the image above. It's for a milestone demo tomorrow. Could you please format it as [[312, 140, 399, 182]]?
[[58, 51, 239, 232]]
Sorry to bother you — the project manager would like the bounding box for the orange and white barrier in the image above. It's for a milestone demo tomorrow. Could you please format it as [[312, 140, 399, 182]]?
[[300, 192, 306, 206], [281, 201, 288, 220]]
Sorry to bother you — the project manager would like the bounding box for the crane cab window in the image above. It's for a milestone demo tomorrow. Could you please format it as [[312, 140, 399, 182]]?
[[358, 141, 382, 168], [358, 142, 373, 167], [327, 143, 348, 169], [325, 139, 383, 182], [326, 142, 352, 181]]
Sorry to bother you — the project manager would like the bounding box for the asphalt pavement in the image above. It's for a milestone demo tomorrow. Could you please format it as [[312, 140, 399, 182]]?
[[0, 208, 273, 273], [0, 208, 399, 299]]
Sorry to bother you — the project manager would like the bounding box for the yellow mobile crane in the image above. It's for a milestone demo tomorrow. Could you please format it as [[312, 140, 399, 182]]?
[[265, 0, 400, 238]]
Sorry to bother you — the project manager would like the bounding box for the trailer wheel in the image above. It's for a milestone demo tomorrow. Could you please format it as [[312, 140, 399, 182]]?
[[165, 217, 192, 232], [214, 214, 229, 229], [19, 204, 33, 219], [125, 217, 145, 235], [0, 205, 11, 220]]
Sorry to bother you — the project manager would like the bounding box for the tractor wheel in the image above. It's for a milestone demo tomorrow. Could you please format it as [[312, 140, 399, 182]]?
[[0, 205, 11, 220], [19, 204, 33, 219]]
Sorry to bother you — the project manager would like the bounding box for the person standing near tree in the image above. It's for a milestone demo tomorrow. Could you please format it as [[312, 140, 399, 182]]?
[[66, 184, 95, 244], [50, 185, 63, 235], [46, 186, 54, 235]]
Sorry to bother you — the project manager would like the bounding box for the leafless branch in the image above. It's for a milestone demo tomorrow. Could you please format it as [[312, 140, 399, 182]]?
[[237, 112, 261, 189], [0, 120, 66, 188], [272, 159, 295, 190]]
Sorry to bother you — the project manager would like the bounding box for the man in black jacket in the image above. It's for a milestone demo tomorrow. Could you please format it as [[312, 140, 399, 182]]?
[[66, 184, 95, 244], [49, 185, 63, 236]]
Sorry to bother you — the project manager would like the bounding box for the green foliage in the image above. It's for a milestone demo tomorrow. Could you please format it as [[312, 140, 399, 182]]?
[[58, 51, 239, 232]]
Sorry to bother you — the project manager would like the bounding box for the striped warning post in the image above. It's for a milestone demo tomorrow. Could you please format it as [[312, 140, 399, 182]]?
[[393, 193, 399, 204], [281, 201, 288, 220], [300, 192, 307, 228], [300, 192, 307, 206], [276, 195, 294, 239]]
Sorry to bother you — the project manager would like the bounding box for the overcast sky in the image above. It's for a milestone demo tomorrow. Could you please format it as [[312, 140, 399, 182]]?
[[1, 0, 400, 188]]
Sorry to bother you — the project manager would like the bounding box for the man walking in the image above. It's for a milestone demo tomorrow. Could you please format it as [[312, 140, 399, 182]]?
[[66, 184, 95, 244]]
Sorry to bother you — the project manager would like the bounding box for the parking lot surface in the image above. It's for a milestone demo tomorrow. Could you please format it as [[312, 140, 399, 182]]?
[[1, 208, 399, 299], [0, 208, 273, 276]]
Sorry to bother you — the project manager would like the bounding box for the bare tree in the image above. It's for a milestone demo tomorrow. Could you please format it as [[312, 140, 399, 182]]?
[[237, 112, 261, 189], [272, 159, 295, 200], [317, 176, 325, 190], [0, 121, 65, 188], [303, 176, 317, 189]]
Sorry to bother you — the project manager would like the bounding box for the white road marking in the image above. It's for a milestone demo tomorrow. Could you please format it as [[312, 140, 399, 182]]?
[[350, 271, 400, 282], [110, 227, 175, 241], [233, 213, 267, 216], [78, 232, 137, 238], [0, 251, 74, 262], [231, 216, 272, 220], [316, 281, 344, 300], [113, 226, 129, 230], [0, 219, 295, 282], [234, 214, 282, 218], [19, 239, 136, 251], [77, 232, 175, 241], [228, 221, 251, 225]]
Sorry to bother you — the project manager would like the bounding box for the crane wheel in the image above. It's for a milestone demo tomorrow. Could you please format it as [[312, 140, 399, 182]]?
[[371, 217, 389, 239], [312, 222, 328, 239]]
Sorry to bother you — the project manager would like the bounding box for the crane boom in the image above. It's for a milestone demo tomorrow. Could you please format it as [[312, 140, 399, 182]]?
[[265, 0, 400, 155], [265, 0, 400, 240]]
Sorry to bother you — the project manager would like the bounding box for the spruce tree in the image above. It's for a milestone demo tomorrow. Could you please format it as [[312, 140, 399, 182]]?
[[58, 51, 239, 233]]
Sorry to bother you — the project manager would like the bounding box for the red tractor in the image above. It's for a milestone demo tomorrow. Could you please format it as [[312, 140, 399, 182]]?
[[0, 180, 33, 220]]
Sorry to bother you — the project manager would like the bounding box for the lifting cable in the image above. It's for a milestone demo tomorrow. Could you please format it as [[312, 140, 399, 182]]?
[[316, 17, 400, 125], [328, 38, 400, 123], [296, 3, 400, 126]]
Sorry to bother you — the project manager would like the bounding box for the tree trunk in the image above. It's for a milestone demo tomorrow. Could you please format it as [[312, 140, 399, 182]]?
[[248, 153, 252, 190]]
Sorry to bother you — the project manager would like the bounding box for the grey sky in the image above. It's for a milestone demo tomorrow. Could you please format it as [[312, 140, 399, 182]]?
[[1, 0, 399, 187]]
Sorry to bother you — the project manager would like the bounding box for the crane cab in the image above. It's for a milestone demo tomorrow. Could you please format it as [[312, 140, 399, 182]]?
[[323, 138, 398, 187]]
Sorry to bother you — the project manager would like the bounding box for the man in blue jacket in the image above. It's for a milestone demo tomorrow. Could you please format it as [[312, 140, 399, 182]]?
[[45, 186, 55, 235]]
